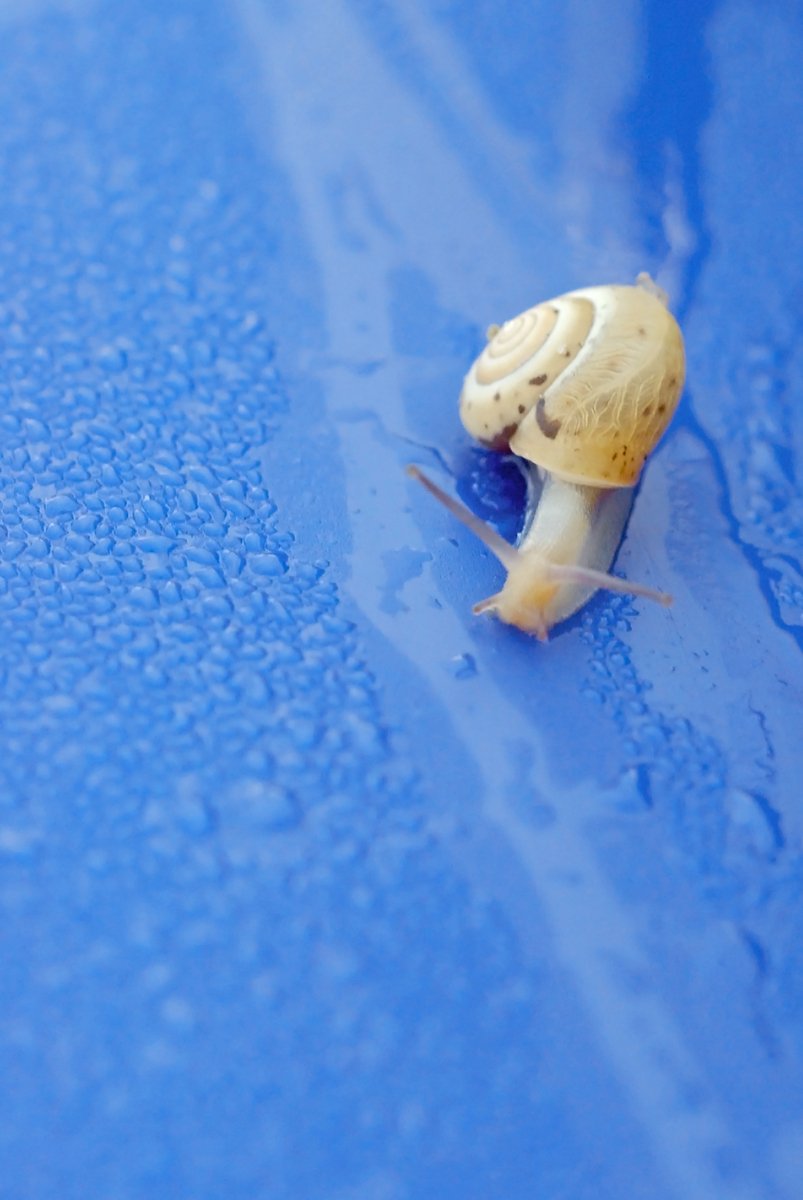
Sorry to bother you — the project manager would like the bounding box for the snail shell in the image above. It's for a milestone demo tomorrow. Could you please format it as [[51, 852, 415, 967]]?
[[459, 280, 685, 487]]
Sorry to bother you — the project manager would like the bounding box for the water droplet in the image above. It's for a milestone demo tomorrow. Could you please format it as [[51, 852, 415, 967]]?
[[448, 652, 477, 680]]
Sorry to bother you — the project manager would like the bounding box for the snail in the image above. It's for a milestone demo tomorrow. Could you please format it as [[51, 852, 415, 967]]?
[[408, 274, 685, 640]]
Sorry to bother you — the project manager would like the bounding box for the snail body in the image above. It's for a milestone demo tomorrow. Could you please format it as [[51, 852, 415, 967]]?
[[409, 275, 685, 639]]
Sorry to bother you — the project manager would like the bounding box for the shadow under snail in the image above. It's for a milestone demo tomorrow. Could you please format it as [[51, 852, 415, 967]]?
[[408, 273, 685, 640]]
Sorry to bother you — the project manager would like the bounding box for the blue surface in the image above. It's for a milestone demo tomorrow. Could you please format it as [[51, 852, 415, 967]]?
[[1, 1, 802, 1197]]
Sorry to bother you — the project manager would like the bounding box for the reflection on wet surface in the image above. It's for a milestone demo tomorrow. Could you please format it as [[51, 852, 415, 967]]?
[[243, 0, 803, 1195]]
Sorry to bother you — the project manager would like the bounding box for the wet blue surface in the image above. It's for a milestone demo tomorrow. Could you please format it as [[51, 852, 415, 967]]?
[[0, 1, 802, 1197]]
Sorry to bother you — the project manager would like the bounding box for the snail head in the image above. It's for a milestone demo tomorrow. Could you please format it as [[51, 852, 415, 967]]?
[[407, 465, 671, 640]]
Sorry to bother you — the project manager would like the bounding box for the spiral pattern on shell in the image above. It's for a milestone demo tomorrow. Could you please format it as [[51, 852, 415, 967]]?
[[459, 282, 685, 488], [460, 296, 594, 450], [475, 305, 559, 385]]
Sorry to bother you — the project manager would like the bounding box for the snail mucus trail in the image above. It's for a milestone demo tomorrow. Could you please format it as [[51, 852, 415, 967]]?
[[408, 274, 685, 640]]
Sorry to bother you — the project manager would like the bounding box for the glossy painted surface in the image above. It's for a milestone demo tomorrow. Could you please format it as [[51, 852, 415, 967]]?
[[0, 1, 802, 1197]]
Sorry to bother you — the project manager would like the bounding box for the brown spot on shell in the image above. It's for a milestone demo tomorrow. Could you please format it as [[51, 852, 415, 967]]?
[[480, 422, 519, 452], [517, 404, 526, 414], [535, 397, 561, 440], [529, 374, 548, 387]]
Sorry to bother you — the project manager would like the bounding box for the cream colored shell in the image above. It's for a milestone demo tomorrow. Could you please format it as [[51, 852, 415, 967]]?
[[459, 281, 685, 488]]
